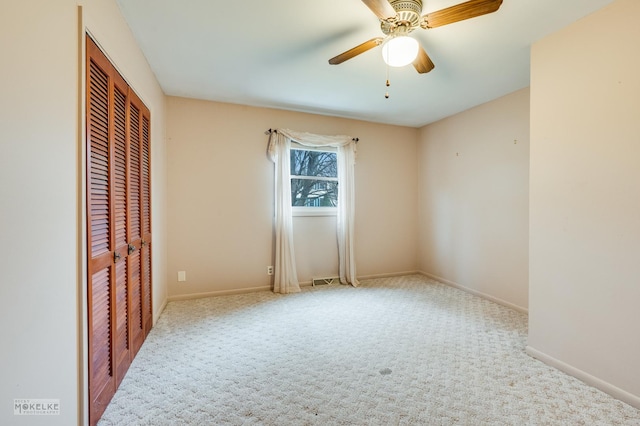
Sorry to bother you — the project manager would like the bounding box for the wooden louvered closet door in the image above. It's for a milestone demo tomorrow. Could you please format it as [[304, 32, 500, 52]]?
[[86, 35, 152, 426]]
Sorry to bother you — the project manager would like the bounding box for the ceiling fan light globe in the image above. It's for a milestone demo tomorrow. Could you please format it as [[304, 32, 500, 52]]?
[[382, 36, 419, 67]]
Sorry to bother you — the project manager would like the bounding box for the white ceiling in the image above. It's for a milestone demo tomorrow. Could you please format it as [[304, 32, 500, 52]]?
[[116, 0, 614, 127]]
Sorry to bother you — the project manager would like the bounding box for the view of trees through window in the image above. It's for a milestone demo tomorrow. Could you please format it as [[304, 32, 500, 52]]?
[[290, 148, 338, 207]]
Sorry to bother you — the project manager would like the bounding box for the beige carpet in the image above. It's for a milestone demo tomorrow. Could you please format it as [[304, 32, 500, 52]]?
[[98, 275, 640, 425]]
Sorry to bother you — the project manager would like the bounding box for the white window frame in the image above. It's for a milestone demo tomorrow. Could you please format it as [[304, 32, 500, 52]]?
[[290, 143, 338, 217]]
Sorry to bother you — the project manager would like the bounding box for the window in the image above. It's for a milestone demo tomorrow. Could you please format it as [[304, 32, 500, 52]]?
[[268, 128, 358, 288], [290, 145, 338, 213]]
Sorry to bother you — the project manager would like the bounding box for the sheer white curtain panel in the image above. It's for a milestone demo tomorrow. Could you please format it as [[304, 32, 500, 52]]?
[[267, 131, 300, 294], [336, 143, 359, 286]]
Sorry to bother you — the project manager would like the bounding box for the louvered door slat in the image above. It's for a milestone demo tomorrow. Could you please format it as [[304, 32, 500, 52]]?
[[112, 81, 131, 386], [129, 104, 141, 242], [113, 87, 128, 249], [128, 94, 144, 353], [114, 258, 130, 384], [90, 268, 112, 386], [87, 255, 114, 421], [88, 59, 111, 259], [142, 243, 152, 335], [142, 117, 151, 235], [141, 114, 152, 334], [129, 249, 144, 355]]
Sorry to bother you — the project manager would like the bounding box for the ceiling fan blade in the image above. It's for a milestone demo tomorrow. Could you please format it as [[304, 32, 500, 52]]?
[[413, 45, 435, 74], [328, 38, 384, 65], [361, 0, 397, 20], [422, 0, 503, 29]]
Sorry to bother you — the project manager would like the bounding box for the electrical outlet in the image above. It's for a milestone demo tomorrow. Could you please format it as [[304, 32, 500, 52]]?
[[177, 271, 186, 282], [267, 266, 274, 275]]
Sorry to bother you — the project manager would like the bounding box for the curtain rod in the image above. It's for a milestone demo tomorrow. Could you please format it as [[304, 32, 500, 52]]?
[[265, 128, 358, 142]]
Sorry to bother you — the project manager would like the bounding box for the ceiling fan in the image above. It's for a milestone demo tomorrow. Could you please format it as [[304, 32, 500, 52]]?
[[328, 0, 504, 74]]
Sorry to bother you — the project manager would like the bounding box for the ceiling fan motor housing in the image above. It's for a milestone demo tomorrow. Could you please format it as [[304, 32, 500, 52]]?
[[382, 0, 423, 34], [329, 0, 503, 74]]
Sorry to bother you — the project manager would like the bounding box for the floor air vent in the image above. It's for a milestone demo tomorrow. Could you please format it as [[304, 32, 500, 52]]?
[[312, 276, 338, 286]]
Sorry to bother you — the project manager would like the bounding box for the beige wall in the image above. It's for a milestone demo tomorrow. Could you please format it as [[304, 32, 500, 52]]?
[[166, 97, 419, 298], [418, 88, 530, 311], [0, 1, 167, 425], [528, 0, 640, 407], [84, 0, 168, 326]]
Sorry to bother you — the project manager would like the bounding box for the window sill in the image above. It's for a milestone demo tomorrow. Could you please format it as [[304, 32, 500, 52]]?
[[292, 207, 337, 217]]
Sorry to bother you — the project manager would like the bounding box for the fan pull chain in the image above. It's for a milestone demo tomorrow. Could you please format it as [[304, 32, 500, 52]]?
[[385, 62, 390, 99]]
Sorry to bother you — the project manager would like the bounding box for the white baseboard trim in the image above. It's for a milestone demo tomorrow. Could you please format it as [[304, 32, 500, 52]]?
[[168, 285, 272, 302], [298, 271, 421, 288], [526, 346, 640, 409], [358, 270, 422, 281], [418, 271, 528, 314], [153, 298, 168, 324]]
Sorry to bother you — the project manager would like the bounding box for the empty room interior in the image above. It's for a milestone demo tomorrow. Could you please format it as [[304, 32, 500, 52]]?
[[1, 0, 639, 425]]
